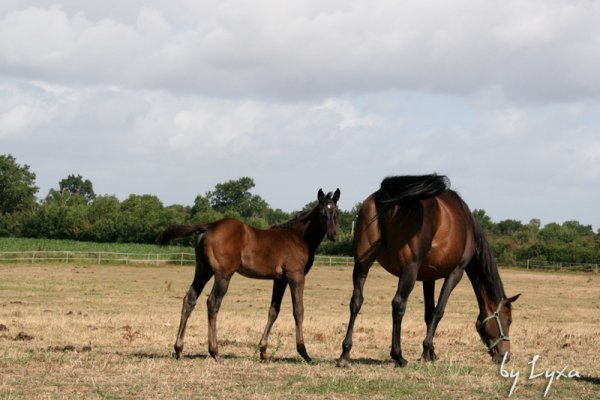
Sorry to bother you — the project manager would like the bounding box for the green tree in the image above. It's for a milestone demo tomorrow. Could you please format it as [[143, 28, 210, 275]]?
[[22, 190, 88, 239], [0, 154, 38, 214], [496, 219, 523, 235], [118, 194, 169, 243], [59, 174, 96, 203], [81, 195, 121, 242], [472, 209, 496, 233], [207, 177, 269, 218]]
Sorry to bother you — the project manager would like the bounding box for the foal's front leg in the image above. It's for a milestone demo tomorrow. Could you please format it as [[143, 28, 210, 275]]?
[[289, 276, 312, 363], [259, 279, 287, 361]]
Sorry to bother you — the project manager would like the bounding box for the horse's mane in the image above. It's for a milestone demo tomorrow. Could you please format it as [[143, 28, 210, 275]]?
[[447, 190, 507, 301]]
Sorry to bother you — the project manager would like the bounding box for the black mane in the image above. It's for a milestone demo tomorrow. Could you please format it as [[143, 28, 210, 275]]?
[[275, 209, 313, 228]]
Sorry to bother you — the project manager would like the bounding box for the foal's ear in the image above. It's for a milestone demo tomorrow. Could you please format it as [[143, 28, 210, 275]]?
[[318, 188, 325, 202], [506, 294, 521, 304], [332, 188, 340, 203]]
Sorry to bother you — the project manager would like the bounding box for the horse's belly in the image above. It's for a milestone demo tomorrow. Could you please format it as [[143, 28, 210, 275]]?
[[417, 264, 448, 281]]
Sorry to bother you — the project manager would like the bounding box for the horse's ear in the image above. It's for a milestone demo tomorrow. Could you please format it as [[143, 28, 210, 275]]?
[[318, 189, 325, 202], [332, 188, 340, 203], [507, 294, 521, 304]]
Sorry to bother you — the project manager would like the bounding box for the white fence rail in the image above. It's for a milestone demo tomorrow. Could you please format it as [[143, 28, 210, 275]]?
[[0, 251, 354, 267], [0, 251, 597, 272]]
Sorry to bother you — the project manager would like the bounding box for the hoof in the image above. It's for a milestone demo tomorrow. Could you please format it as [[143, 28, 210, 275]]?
[[420, 350, 438, 362], [173, 345, 183, 359], [336, 357, 350, 368], [394, 357, 408, 368]]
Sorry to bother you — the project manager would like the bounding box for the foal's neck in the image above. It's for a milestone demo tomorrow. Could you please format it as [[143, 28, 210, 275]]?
[[289, 208, 326, 254]]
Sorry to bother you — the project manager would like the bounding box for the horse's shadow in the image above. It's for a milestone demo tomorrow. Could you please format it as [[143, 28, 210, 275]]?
[[129, 352, 386, 366]]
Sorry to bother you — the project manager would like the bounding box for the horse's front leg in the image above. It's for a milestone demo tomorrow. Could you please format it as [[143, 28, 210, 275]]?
[[421, 265, 465, 362], [390, 265, 418, 367], [259, 279, 287, 361], [289, 276, 311, 363]]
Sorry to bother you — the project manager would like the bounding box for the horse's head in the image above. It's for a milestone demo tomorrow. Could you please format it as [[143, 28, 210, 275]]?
[[476, 294, 520, 363], [317, 188, 340, 241]]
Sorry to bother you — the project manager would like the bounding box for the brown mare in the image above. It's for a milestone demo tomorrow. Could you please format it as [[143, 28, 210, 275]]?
[[337, 174, 519, 368], [157, 189, 340, 363]]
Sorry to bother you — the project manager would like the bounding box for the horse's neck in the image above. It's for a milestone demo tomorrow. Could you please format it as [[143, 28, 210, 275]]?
[[465, 265, 505, 316]]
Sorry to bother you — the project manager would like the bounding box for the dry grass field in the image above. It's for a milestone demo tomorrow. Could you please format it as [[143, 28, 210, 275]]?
[[0, 263, 598, 399]]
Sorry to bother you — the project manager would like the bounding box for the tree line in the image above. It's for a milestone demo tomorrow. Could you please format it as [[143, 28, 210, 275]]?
[[1, 154, 599, 262]]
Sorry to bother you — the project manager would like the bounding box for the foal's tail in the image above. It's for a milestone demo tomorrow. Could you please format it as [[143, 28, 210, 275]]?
[[156, 224, 208, 246]]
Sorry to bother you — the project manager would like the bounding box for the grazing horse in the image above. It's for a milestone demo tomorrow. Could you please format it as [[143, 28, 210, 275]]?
[[337, 175, 519, 368], [157, 188, 340, 363]]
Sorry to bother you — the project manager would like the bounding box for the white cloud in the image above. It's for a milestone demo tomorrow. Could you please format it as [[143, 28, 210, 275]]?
[[0, 2, 599, 102], [1, 1, 600, 227]]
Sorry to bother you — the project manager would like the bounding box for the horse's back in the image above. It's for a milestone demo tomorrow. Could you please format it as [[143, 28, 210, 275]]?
[[354, 190, 476, 281]]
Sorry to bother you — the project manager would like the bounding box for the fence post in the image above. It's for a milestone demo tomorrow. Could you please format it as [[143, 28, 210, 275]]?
[[66, 252, 69, 264], [180, 253, 184, 266], [98, 252, 101, 265], [526, 259, 530, 270]]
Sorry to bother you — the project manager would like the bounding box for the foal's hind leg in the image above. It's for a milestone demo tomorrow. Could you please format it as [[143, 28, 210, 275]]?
[[259, 279, 287, 362], [420, 266, 465, 362], [174, 267, 213, 359], [206, 274, 231, 362]]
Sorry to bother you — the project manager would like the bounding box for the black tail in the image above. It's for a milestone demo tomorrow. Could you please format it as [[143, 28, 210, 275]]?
[[379, 173, 449, 203], [156, 224, 208, 246], [374, 174, 449, 247]]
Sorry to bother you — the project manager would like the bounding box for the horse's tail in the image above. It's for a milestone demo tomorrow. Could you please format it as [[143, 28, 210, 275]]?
[[156, 224, 208, 246], [379, 173, 449, 203], [374, 174, 449, 247]]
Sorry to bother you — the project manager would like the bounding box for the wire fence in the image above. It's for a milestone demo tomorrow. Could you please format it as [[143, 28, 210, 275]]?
[[0, 251, 597, 272]]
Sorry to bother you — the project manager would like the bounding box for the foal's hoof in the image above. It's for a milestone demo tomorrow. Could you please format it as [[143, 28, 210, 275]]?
[[297, 344, 312, 364]]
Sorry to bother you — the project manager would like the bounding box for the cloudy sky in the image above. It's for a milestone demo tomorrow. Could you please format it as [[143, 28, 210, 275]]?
[[1, 1, 600, 229]]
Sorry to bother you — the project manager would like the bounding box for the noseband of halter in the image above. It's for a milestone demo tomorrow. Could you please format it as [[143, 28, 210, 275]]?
[[477, 299, 509, 352]]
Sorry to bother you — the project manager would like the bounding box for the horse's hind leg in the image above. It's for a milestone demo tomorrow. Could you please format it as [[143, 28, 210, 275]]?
[[420, 266, 465, 362], [259, 279, 287, 362], [206, 274, 231, 362], [421, 280, 438, 361], [174, 266, 213, 359], [336, 263, 370, 367], [390, 264, 418, 367], [288, 275, 311, 363]]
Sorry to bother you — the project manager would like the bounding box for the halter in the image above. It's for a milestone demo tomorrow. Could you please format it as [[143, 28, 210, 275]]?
[[476, 299, 509, 352]]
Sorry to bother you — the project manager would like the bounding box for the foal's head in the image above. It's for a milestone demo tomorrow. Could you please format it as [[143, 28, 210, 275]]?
[[317, 188, 341, 241]]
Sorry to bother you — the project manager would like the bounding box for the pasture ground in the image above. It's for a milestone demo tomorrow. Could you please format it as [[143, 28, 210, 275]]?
[[0, 263, 598, 399]]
